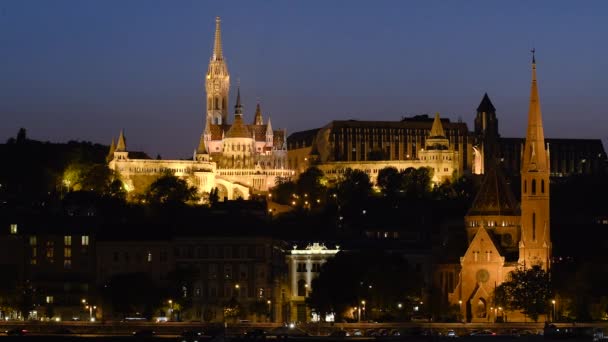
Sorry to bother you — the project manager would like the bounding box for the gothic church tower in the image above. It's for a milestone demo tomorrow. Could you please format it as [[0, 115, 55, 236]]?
[[205, 17, 230, 125], [519, 51, 551, 270]]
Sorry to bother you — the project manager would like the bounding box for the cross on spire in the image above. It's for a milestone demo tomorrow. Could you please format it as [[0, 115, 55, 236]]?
[[531, 48, 536, 64]]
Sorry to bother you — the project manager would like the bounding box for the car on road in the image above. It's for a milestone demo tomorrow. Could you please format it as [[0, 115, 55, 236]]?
[[133, 329, 156, 337], [470, 330, 496, 336], [181, 330, 205, 342], [243, 329, 268, 339], [446, 330, 458, 338], [5, 328, 28, 336], [6, 328, 28, 336]]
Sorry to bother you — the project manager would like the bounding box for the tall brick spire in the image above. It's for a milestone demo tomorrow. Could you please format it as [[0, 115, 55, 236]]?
[[519, 49, 551, 270]]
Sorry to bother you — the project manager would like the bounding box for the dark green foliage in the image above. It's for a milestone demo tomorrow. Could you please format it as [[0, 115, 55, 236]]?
[[493, 265, 552, 322], [0, 129, 110, 204], [296, 167, 327, 202], [209, 187, 220, 206], [376, 167, 401, 197], [307, 251, 422, 321], [336, 168, 372, 205], [271, 178, 297, 205], [144, 173, 199, 206]]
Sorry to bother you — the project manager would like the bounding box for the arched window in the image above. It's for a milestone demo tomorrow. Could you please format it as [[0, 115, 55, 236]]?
[[214, 97, 219, 110], [541, 179, 545, 193], [524, 180, 527, 194], [531, 179, 537, 195], [208, 98, 212, 110], [532, 212, 536, 241], [297, 279, 306, 297]]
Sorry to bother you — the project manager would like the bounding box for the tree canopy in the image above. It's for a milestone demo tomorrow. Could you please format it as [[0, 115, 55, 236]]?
[[144, 173, 199, 206], [493, 265, 552, 322], [307, 251, 422, 322]]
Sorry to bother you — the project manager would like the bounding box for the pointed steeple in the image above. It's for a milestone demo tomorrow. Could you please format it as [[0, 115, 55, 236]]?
[[212, 16, 223, 61], [116, 130, 127, 152], [226, 87, 251, 138], [253, 102, 263, 125], [234, 87, 243, 117], [522, 49, 548, 172], [266, 117, 273, 134], [519, 49, 551, 270], [477, 93, 496, 113], [106, 137, 116, 162], [430, 112, 446, 138], [196, 133, 207, 154]]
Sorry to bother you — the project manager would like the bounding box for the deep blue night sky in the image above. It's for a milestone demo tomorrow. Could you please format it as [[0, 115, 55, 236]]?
[[1, 1, 607, 157]]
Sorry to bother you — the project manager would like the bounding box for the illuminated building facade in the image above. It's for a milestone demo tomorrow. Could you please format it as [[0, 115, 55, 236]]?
[[446, 54, 552, 322], [288, 113, 470, 184], [108, 17, 291, 201], [285, 243, 340, 322]]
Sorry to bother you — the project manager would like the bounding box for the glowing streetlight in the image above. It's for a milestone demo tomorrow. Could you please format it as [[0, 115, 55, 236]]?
[[552, 299, 556, 322], [458, 300, 463, 322]]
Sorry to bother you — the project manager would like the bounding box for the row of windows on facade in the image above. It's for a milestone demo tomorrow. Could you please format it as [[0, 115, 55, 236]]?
[[296, 263, 322, 273], [30, 246, 88, 269], [126, 167, 192, 174], [469, 221, 516, 228], [420, 155, 453, 161], [216, 169, 290, 176], [472, 250, 494, 262], [195, 284, 270, 300], [523, 178, 546, 195], [174, 245, 268, 259], [331, 127, 463, 138], [29, 235, 90, 246]]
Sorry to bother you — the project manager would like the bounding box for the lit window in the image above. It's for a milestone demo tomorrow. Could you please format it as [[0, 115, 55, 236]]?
[[147, 252, 152, 262], [10, 224, 17, 234], [81, 235, 89, 246], [64, 247, 71, 258], [29, 236, 37, 246], [46, 296, 54, 304], [64, 259, 72, 269], [64, 235, 72, 246]]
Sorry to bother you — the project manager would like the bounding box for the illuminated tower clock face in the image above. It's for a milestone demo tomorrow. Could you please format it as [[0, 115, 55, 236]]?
[[476, 269, 489, 283]]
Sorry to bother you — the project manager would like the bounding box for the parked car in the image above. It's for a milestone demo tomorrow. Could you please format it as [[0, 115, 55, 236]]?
[[446, 330, 458, 338]]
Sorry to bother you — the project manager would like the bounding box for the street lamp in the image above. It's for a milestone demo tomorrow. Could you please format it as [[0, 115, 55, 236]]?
[[361, 300, 366, 322], [267, 300, 272, 322], [458, 300, 463, 322], [168, 300, 174, 321], [552, 299, 556, 322]]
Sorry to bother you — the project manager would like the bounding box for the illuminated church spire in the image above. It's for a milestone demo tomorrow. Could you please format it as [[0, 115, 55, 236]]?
[[522, 48, 548, 173], [212, 16, 223, 61], [519, 49, 551, 270], [253, 102, 263, 125], [205, 16, 230, 125]]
